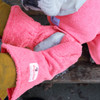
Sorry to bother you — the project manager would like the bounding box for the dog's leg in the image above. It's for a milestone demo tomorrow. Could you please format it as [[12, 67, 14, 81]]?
[[34, 32, 65, 51]]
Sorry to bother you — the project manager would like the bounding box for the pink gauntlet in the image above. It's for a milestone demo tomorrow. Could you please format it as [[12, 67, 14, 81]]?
[[2, 6, 57, 49], [2, 5, 82, 100], [2, 35, 81, 100]]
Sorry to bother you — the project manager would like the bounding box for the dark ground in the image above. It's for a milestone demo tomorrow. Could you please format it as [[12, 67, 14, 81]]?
[[17, 83, 100, 100]]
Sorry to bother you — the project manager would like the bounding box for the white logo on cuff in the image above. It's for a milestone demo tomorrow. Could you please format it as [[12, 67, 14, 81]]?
[[28, 63, 39, 82]]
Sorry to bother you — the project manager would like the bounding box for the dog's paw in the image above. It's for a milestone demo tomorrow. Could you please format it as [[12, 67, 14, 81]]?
[[34, 32, 65, 51]]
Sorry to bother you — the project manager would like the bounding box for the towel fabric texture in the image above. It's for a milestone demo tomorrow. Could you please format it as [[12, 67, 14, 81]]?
[[1, 0, 100, 99]]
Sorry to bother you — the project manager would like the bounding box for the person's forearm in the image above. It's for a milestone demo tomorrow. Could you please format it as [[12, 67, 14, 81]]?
[[0, 53, 16, 90], [0, 0, 11, 36]]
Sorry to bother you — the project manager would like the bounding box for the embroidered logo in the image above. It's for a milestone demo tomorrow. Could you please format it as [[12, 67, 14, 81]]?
[[28, 63, 39, 82], [51, 16, 60, 26]]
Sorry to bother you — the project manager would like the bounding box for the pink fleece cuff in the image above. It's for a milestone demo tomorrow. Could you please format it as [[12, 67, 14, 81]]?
[[1, 34, 82, 100], [2, 44, 50, 100], [2, 6, 58, 49]]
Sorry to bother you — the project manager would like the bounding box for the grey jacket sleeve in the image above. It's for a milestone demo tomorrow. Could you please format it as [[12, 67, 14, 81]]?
[[58, 0, 87, 16]]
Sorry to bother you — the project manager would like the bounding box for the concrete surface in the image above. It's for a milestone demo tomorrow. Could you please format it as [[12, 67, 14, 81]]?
[[18, 83, 100, 100]]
